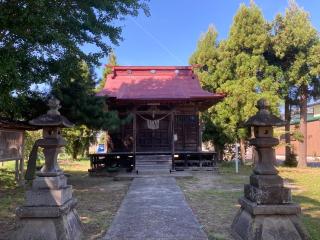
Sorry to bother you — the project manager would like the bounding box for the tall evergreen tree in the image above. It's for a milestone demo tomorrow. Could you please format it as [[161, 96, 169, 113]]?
[[213, 2, 281, 161], [190, 26, 232, 160], [272, 1, 320, 167], [190, 26, 220, 91], [96, 51, 118, 91], [52, 60, 120, 131]]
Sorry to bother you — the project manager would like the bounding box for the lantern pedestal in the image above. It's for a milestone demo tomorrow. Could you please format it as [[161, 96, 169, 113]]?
[[231, 99, 308, 240], [13, 98, 82, 240], [14, 172, 82, 240], [232, 197, 307, 240]]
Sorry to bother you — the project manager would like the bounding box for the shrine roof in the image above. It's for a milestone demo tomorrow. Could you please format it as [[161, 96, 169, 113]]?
[[96, 66, 224, 103], [0, 118, 39, 131]]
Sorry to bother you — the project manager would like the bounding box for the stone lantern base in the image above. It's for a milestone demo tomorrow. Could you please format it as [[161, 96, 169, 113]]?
[[13, 172, 82, 240], [231, 197, 309, 240]]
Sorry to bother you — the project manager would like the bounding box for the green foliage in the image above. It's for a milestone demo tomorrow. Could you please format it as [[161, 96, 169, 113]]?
[[215, 3, 281, 141], [96, 51, 118, 92], [271, 1, 320, 166], [24, 130, 44, 167], [0, 0, 149, 120], [190, 26, 233, 149], [52, 60, 120, 130], [272, 1, 320, 94], [190, 26, 220, 91], [63, 125, 98, 160], [283, 152, 298, 167], [191, 3, 282, 150]]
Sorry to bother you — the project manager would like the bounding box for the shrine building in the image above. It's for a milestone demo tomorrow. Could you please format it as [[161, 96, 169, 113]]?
[[91, 66, 224, 173]]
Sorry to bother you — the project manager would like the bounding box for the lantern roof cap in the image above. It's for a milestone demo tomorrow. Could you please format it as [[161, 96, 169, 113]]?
[[245, 99, 285, 127], [29, 97, 73, 128]]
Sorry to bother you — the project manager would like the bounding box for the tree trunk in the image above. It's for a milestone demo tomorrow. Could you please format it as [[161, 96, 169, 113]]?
[[215, 145, 224, 162], [298, 85, 308, 168], [240, 138, 246, 164], [284, 98, 292, 161]]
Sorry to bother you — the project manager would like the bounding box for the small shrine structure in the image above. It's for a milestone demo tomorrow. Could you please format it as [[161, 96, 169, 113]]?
[[92, 66, 224, 173], [0, 119, 38, 184]]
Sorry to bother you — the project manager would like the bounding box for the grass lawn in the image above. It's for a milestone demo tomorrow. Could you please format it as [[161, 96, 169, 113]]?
[[1, 160, 320, 240], [0, 159, 130, 240], [177, 163, 320, 240]]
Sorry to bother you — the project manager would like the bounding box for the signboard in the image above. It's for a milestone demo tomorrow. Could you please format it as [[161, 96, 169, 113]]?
[[97, 144, 106, 153], [0, 130, 23, 161]]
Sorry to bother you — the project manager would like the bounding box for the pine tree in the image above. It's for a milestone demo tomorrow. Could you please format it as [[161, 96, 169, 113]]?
[[96, 51, 118, 91], [214, 2, 281, 161], [52, 60, 120, 131], [272, 1, 320, 167]]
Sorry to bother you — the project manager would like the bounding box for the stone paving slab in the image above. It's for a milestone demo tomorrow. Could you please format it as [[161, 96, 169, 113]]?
[[113, 171, 193, 181], [104, 177, 208, 240]]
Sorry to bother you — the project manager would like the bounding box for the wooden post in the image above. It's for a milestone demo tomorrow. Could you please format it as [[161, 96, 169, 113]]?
[[15, 159, 19, 182], [133, 109, 137, 156], [171, 111, 175, 170], [20, 131, 25, 185], [197, 110, 202, 152]]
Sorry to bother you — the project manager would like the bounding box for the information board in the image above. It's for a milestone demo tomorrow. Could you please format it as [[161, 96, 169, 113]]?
[[0, 130, 23, 161]]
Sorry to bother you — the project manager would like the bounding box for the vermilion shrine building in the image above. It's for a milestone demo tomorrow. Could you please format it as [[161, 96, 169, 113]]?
[[92, 66, 224, 172]]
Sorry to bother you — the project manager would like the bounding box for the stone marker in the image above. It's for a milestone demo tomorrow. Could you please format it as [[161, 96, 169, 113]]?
[[231, 99, 309, 240], [13, 97, 82, 240]]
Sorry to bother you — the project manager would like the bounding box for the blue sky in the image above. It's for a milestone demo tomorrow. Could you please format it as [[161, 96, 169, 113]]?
[[94, 0, 320, 79]]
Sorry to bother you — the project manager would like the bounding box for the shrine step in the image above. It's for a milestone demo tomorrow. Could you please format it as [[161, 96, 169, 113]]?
[[135, 155, 172, 161], [135, 155, 172, 173]]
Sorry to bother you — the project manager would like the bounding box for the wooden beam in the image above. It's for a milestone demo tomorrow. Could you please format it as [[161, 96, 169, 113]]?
[[133, 108, 137, 155], [171, 111, 175, 170], [171, 111, 175, 154], [197, 109, 202, 152]]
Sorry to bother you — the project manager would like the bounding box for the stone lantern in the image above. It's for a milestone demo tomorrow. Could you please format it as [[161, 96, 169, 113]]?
[[231, 99, 308, 240], [14, 98, 82, 240]]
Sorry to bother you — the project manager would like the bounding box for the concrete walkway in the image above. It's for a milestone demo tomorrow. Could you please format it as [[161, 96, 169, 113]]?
[[104, 177, 208, 240]]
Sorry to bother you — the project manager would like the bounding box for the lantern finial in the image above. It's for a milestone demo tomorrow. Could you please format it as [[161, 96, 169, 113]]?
[[47, 97, 61, 115]]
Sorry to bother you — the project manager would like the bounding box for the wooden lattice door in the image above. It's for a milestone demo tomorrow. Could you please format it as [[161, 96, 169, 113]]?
[[136, 114, 171, 152], [174, 115, 199, 151]]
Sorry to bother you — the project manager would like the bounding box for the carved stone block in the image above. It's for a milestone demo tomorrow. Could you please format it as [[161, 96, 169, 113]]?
[[26, 185, 73, 206], [244, 184, 291, 205]]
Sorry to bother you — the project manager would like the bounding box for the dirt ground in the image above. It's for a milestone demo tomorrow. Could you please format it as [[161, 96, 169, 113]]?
[[177, 170, 248, 240], [0, 161, 130, 240], [2, 161, 320, 240], [67, 173, 130, 239]]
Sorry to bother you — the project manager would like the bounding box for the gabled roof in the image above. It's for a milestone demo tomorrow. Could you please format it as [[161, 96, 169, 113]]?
[[0, 118, 39, 131], [97, 66, 224, 103]]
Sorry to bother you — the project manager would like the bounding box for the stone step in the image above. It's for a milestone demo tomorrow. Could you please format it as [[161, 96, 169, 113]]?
[[135, 159, 172, 163], [136, 158, 172, 162], [135, 170, 172, 174], [136, 159, 172, 163], [135, 155, 172, 161], [136, 160, 171, 163], [136, 165, 171, 169], [135, 155, 172, 173], [136, 163, 170, 166], [136, 166, 171, 170], [135, 162, 171, 166]]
